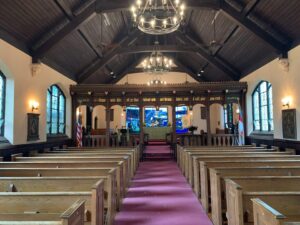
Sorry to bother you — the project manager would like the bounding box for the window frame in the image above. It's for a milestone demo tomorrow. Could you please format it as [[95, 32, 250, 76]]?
[[0, 71, 6, 137], [47, 85, 66, 135], [252, 81, 274, 132]]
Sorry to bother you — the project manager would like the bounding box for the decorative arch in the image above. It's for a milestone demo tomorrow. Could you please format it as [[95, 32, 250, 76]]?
[[47, 84, 66, 135], [252, 81, 274, 132]]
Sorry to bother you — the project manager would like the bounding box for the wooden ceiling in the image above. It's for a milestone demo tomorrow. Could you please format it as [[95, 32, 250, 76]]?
[[0, 0, 299, 83]]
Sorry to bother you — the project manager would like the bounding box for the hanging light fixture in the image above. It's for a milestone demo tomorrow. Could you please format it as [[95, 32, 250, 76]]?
[[131, 0, 186, 35]]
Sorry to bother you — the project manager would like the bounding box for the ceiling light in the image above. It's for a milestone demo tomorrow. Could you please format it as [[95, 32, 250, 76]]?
[[130, 0, 186, 35]]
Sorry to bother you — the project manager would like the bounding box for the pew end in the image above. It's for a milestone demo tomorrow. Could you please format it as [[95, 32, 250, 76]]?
[[61, 199, 85, 225], [252, 198, 286, 225]]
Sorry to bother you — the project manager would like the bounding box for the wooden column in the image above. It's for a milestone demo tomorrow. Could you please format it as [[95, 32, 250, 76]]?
[[206, 105, 212, 146], [139, 105, 144, 145], [172, 104, 177, 145], [105, 108, 111, 147]]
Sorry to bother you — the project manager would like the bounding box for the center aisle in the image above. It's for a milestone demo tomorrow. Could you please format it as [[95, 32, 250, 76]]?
[[113, 145, 213, 225]]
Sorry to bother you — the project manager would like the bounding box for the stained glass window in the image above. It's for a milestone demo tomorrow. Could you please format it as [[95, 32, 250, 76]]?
[[47, 85, 66, 135], [252, 81, 274, 132], [0, 72, 6, 136]]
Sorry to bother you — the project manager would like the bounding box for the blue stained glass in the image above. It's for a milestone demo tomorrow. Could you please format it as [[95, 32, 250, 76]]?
[[252, 81, 274, 132], [144, 107, 168, 127], [126, 107, 140, 133], [176, 106, 188, 133], [46, 85, 66, 134]]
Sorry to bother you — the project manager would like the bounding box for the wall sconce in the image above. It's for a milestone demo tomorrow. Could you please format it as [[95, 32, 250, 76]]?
[[282, 97, 291, 108], [29, 100, 39, 112], [189, 111, 193, 116], [236, 108, 240, 114]]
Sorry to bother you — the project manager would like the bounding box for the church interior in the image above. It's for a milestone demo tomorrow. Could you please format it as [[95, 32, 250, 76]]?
[[1, 0, 300, 225]]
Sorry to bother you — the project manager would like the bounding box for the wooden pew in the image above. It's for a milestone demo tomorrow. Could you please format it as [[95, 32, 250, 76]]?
[[0, 168, 116, 225], [0, 177, 104, 225], [46, 149, 138, 173], [193, 155, 300, 196], [0, 199, 85, 225], [176, 145, 266, 167], [184, 149, 293, 180], [200, 159, 300, 213], [13, 156, 132, 181], [209, 167, 300, 225], [252, 198, 300, 225], [0, 161, 127, 200], [180, 149, 276, 176], [226, 178, 300, 225], [184, 151, 292, 184], [62, 147, 140, 169]]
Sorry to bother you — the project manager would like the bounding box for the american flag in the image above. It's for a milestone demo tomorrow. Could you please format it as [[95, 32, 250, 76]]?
[[238, 106, 245, 146], [76, 122, 83, 148]]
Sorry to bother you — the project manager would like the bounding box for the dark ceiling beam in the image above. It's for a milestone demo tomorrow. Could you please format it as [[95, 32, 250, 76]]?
[[32, 2, 97, 59], [96, 0, 220, 12], [173, 58, 205, 82], [242, 0, 259, 16], [109, 56, 144, 84], [219, 0, 291, 53], [118, 45, 205, 54], [77, 29, 143, 83], [175, 31, 241, 80], [54, 0, 74, 19]]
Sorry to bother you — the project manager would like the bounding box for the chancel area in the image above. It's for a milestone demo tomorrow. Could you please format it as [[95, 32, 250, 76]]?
[[1, 0, 300, 225]]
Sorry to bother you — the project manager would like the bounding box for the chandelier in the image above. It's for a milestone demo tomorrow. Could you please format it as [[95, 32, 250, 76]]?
[[131, 0, 186, 35], [142, 50, 173, 74], [147, 74, 167, 86]]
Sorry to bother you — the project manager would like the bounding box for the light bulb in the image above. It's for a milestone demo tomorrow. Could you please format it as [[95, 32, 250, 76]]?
[[140, 17, 145, 24], [180, 4, 185, 10], [131, 6, 136, 12], [137, 0, 142, 7], [173, 16, 178, 24], [163, 19, 167, 27], [147, 82, 150, 86], [150, 19, 156, 28], [175, 0, 180, 6], [169, 59, 173, 65]]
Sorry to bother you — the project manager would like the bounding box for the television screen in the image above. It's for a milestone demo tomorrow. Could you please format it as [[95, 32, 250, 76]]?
[[144, 107, 168, 127], [176, 106, 188, 133], [126, 107, 140, 133]]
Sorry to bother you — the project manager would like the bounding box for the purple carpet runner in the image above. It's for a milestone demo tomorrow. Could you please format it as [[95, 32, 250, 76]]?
[[113, 144, 213, 225]]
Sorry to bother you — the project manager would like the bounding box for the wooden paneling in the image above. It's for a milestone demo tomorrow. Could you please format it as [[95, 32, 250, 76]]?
[[80, 12, 124, 54], [190, 9, 237, 47], [252, 0, 300, 41], [217, 27, 276, 72], [46, 31, 98, 74], [0, 0, 66, 43]]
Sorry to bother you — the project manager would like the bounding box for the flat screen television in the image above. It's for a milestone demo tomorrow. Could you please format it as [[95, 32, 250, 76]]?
[[176, 106, 188, 133], [126, 107, 140, 133], [144, 107, 168, 127]]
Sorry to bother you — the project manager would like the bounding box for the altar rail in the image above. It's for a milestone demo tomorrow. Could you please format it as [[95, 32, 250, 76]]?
[[82, 134, 149, 148], [177, 134, 238, 147]]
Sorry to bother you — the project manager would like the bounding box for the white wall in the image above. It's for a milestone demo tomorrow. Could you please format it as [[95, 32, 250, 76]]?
[[241, 44, 300, 140], [117, 72, 198, 84], [210, 104, 224, 134], [0, 39, 76, 145], [191, 104, 207, 134]]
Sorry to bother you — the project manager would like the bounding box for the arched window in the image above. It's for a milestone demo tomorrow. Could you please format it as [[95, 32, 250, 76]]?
[[0, 72, 6, 136], [47, 85, 66, 135], [252, 81, 274, 132]]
